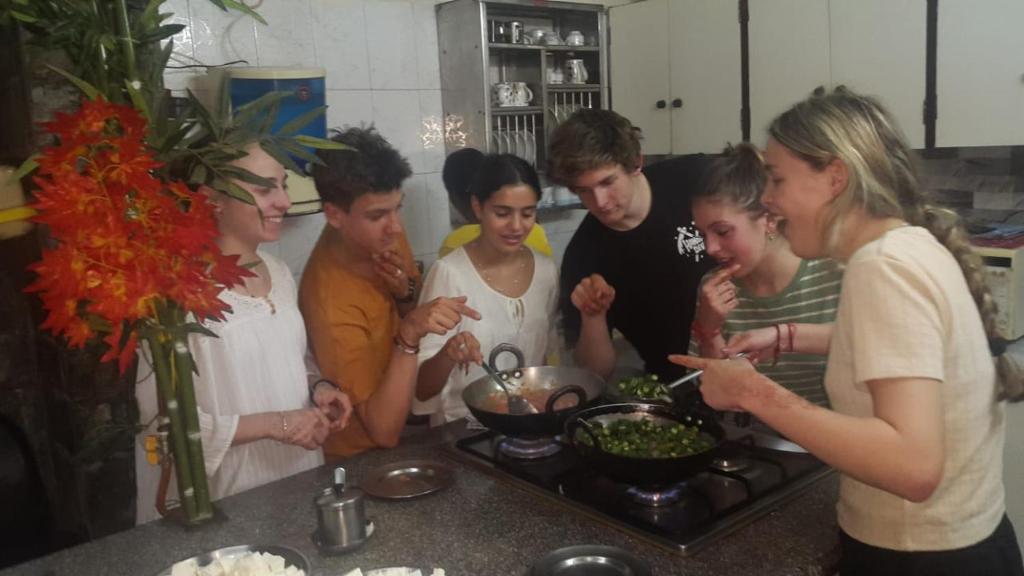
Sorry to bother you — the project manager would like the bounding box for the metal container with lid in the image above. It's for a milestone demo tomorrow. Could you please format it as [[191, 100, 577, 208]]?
[[312, 467, 373, 554]]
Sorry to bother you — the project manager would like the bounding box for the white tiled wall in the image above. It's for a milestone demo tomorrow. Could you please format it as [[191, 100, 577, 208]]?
[[160, 0, 475, 282]]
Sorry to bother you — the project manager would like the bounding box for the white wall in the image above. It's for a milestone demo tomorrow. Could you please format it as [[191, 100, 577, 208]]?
[[160, 0, 621, 281], [162, 0, 459, 281]]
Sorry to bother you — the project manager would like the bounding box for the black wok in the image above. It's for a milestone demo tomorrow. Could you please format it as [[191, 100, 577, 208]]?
[[565, 402, 725, 486], [462, 344, 604, 439]]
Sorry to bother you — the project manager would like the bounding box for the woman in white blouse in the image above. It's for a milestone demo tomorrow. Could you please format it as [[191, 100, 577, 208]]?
[[413, 153, 557, 425], [135, 143, 352, 524]]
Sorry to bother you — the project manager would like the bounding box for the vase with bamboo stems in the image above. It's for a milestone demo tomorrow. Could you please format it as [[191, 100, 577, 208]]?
[[6, 0, 343, 526]]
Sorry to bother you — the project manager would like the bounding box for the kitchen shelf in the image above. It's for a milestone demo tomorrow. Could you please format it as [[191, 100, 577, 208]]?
[[547, 84, 601, 91], [544, 45, 600, 52], [492, 106, 544, 115], [488, 43, 600, 52], [438, 0, 608, 170]]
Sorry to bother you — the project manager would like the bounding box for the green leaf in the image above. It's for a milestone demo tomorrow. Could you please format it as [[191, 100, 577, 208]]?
[[218, 165, 275, 189], [274, 138, 321, 165], [137, 23, 186, 43], [183, 322, 219, 339], [232, 91, 287, 127], [8, 155, 39, 183], [258, 140, 304, 174], [205, 0, 228, 10], [191, 163, 207, 185], [125, 80, 152, 123], [221, 0, 267, 25], [10, 11, 38, 23], [212, 178, 257, 205], [293, 135, 352, 150], [47, 65, 101, 100], [275, 105, 326, 136]]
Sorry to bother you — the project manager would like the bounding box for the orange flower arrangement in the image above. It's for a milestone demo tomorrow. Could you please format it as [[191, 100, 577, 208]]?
[[27, 98, 250, 374], [25, 98, 256, 524]]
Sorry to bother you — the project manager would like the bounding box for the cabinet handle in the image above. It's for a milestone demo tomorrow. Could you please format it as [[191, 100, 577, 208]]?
[[672, 98, 683, 109], [656, 100, 667, 109]]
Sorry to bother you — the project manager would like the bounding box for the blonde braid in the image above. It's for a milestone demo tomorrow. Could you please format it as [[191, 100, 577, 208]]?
[[920, 207, 1023, 401], [770, 87, 1024, 402]]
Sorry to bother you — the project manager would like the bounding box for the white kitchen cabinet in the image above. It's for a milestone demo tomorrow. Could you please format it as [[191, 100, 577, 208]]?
[[748, 0, 830, 145], [609, 0, 671, 154], [829, 0, 926, 148], [937, 0, 1024, 147], [609, 0, 740, 155]]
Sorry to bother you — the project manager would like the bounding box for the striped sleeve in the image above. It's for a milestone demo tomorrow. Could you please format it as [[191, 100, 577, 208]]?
[[723, 259, 843, 406]]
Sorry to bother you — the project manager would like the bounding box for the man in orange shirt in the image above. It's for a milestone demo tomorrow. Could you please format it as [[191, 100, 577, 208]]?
[[300, 127, 479, 457]]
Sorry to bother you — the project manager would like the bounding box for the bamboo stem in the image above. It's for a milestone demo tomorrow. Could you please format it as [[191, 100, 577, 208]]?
[[171, 335, 213, 520], [145, 330, 199, 522], [114, 0, 138, 83]]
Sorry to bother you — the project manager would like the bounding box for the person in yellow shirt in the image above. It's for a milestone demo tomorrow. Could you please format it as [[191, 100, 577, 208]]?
[[439, 148, 552, 258], [300, 127, 480, 457]]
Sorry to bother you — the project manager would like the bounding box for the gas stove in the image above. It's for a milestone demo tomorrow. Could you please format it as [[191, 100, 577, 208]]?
[[445, 423, 833, 556]]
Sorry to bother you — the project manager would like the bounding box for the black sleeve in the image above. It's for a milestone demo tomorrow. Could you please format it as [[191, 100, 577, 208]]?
[[558, 220, 606, 345]]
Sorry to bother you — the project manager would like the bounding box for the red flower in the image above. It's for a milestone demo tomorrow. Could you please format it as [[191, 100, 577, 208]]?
[[26, 99, 252, 374]]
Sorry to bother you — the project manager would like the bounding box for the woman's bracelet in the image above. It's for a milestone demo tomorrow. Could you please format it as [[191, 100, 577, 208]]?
[[772, 324, 782, 367], [787, 322, 796, 353], [308, 378, 340, 405], [279, 411, 289, 439], [394, 333, 420, 355]]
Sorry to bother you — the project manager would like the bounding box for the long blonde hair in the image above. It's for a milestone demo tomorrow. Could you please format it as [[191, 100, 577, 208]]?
[[769, 86, 1022, 402]]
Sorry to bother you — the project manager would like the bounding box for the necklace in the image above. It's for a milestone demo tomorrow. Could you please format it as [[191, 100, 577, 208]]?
[[470, 242, 529, 298], [234, 258, 276, 314]]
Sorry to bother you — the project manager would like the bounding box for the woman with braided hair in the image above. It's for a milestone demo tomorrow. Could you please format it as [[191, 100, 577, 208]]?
[[671, 87, 1023, 575]]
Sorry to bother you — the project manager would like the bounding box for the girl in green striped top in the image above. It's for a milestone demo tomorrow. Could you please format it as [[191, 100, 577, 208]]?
[[688, 143, 841, 406]]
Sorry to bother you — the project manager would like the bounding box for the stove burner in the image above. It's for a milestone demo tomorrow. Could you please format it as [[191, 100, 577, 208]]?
[[498, 436, 562, 459], [711, 457, 751, 472], [625, 483, 686, 507]]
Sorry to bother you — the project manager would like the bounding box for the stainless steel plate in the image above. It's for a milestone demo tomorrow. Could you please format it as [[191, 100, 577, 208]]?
[[360, 460, 455, 500], [530, 545, 651, 576], [154, 544, 310, 576]]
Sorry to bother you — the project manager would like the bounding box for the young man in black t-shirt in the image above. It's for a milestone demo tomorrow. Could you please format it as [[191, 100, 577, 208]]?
[[549, 109, 714, 380]]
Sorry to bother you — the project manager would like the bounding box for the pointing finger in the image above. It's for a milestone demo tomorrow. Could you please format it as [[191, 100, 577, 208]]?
[[667, 354, 709, 370]]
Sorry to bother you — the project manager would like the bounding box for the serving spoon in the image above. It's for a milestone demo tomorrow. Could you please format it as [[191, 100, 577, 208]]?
[[481, 362, 537, 415]]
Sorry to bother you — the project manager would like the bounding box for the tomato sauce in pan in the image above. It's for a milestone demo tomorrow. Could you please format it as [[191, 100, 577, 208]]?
[[483, 387, 580, 414]]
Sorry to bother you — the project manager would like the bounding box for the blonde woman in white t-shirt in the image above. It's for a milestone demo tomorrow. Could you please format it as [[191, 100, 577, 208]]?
[[671, 87, 1024, 575], [413, 153, 557, 425]]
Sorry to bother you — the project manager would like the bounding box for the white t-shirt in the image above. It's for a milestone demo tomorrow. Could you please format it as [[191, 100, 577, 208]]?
[[826, 226, 1005, 551], [412, 246, 558, 425], [135, 252, 324, 524]]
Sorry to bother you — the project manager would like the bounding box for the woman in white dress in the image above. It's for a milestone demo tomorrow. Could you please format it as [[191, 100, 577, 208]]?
[[135, 143, 352, 524], [413, 153, 558, 425]]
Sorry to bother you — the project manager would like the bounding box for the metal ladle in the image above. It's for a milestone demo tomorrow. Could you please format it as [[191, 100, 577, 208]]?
[[480, 362, 537, 415]]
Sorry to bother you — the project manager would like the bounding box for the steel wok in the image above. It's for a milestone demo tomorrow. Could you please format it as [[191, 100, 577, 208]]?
[[462, 344, 604, 439], [565, 402, 725, 486]]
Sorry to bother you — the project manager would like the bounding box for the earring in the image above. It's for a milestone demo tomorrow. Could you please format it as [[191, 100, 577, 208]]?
[[767, 232, 777, 242]]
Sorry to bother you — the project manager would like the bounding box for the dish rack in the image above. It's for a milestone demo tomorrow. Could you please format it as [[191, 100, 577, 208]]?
[[436, 0, 608, 186], [490, 112, 540, 167]]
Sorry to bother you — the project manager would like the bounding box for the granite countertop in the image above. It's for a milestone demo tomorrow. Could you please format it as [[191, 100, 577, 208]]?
[[2, 422, 840, 576]]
